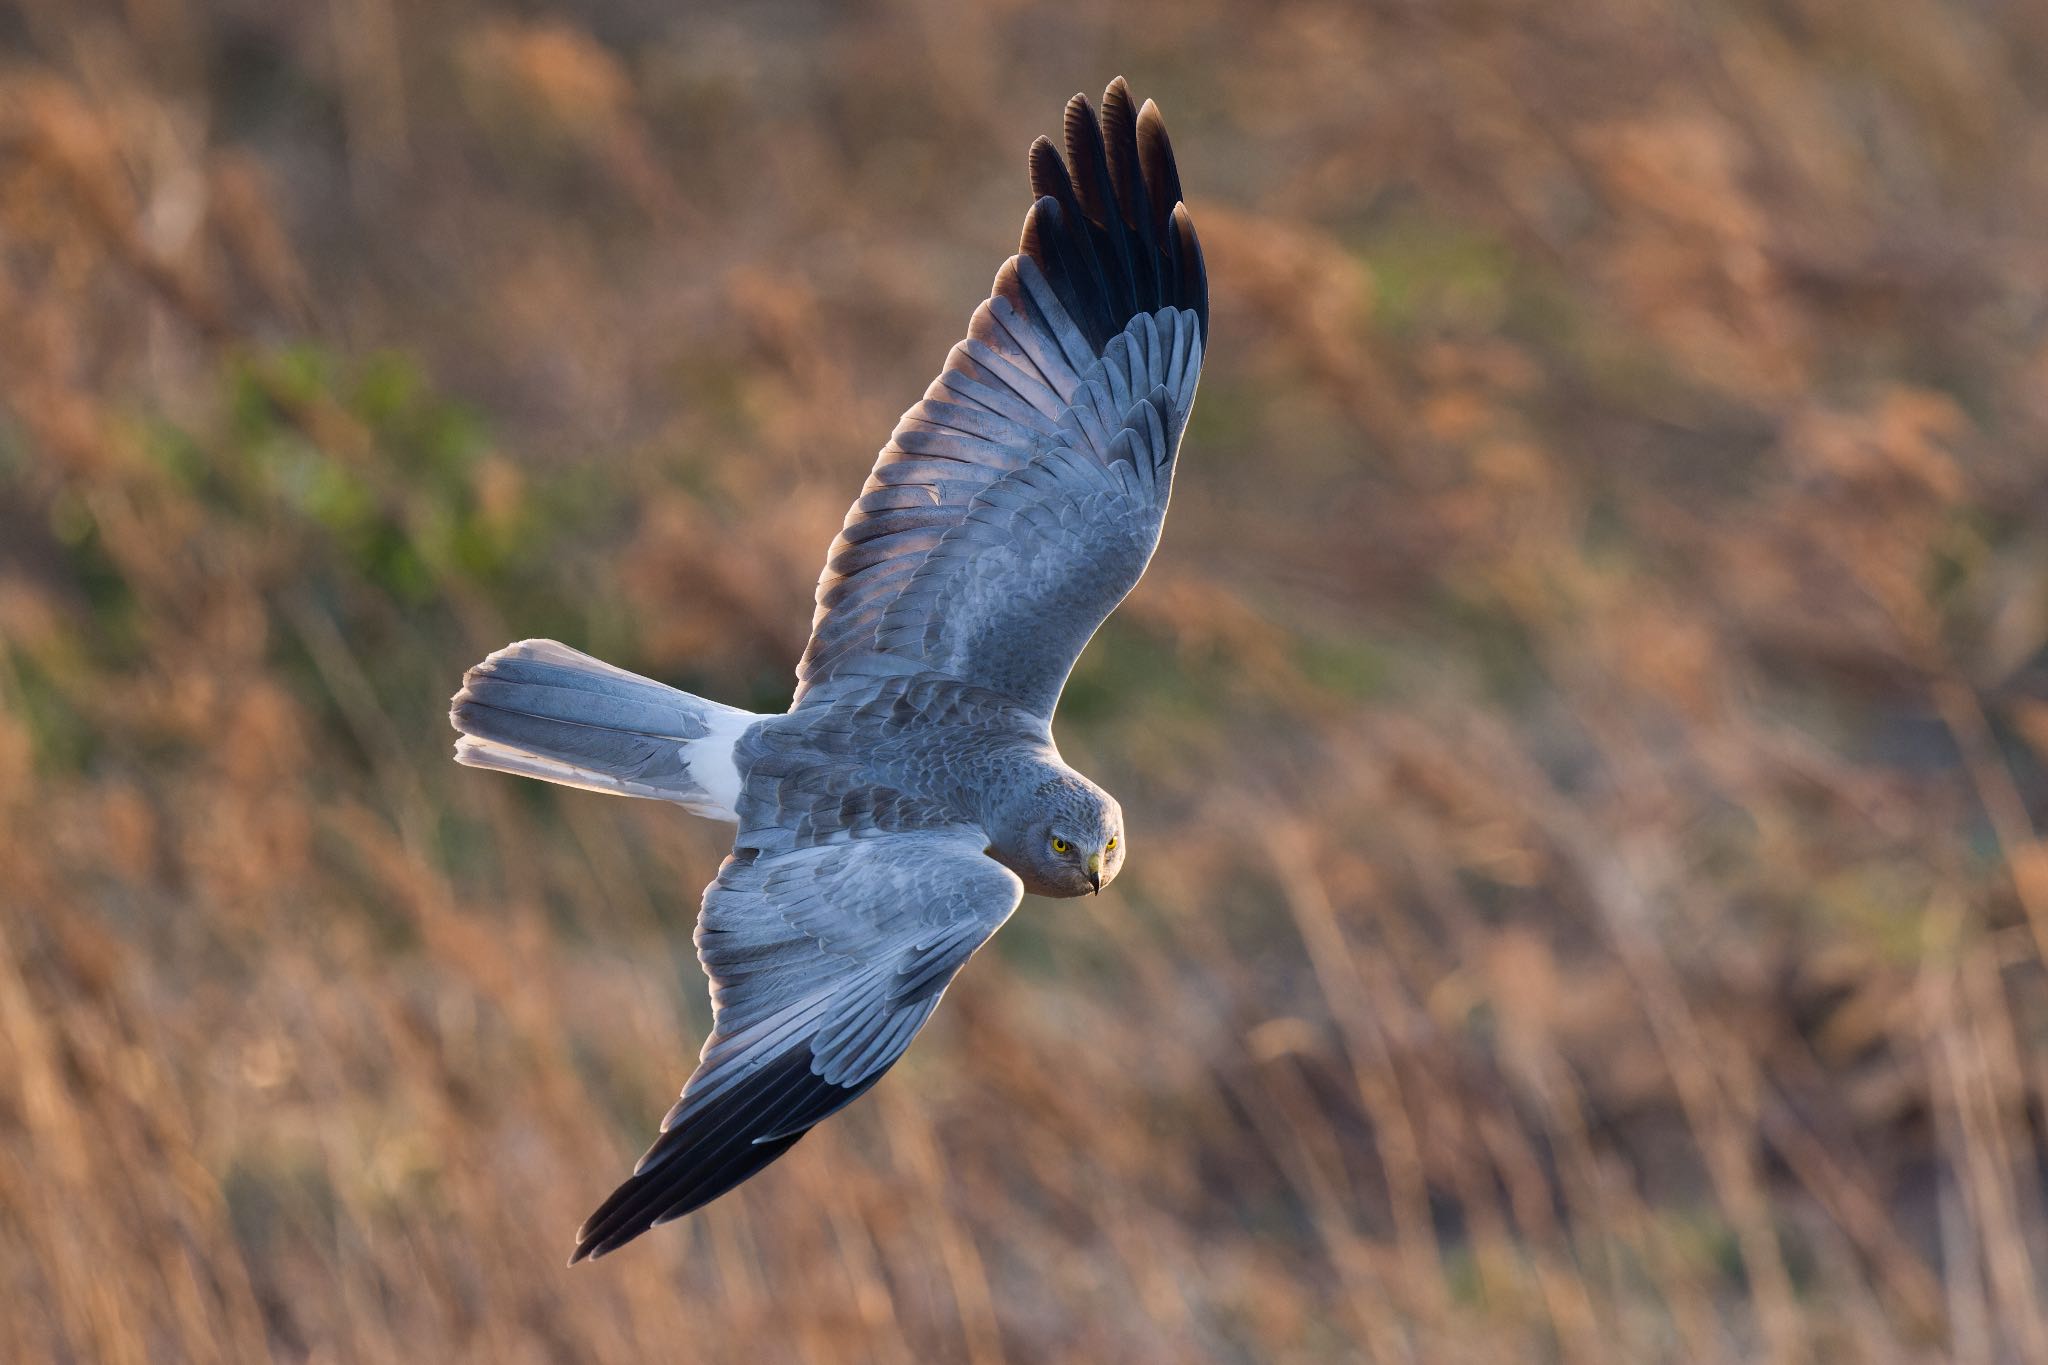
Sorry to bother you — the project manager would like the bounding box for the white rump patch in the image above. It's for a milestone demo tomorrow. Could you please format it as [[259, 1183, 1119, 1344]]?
[[683, 707, 755, 822]]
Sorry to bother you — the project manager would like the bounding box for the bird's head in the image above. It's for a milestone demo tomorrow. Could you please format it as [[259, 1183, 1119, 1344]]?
[[992, 776, 1125, 898]]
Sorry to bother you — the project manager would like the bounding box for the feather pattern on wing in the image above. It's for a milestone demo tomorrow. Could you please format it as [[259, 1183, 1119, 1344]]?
[[569, 831, 1021, 1261], [796, 77, 1207, 718]]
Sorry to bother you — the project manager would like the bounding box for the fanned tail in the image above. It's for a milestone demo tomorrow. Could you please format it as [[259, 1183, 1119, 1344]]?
[[450, 639, 758, 821]]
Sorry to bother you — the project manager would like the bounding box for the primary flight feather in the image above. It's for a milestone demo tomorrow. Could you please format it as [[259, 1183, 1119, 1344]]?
[[449, 77, 1206, 1263]]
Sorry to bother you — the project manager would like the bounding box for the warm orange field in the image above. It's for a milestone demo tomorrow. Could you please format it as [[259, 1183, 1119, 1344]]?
[[5, 2, 2048, 1361]]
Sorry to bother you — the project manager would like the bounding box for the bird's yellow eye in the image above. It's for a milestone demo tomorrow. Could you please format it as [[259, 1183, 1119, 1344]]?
[[1050, 836, 1069, 854], [1105, 836, 1117, 852]]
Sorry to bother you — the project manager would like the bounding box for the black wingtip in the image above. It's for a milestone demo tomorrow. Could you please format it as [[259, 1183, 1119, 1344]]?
[[1009, 80, 1206, 353], [563, 1045, 879, 1262], [1135, 99, 1186, 224], [1027, 135, 1070, 202], [568, 1124, 813, 1263]]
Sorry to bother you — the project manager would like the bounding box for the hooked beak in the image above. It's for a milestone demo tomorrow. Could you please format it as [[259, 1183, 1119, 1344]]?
[[1086, 852, 1103, 894]]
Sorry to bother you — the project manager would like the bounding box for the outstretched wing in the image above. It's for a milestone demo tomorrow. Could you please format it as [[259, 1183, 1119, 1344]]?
[[795, 77, 1207, 719], [570, 830, 1021, 1262]]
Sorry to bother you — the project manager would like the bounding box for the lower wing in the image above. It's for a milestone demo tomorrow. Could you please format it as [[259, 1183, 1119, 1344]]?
[[570, 830, 1022, 1261]]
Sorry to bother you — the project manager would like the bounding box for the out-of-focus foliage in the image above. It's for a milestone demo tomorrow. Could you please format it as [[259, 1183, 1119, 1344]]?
[[4, 1, 2048, 1361]]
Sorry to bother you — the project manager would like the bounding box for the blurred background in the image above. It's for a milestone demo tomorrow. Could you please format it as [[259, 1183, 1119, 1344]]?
[[4, 1, 2048, 1361]]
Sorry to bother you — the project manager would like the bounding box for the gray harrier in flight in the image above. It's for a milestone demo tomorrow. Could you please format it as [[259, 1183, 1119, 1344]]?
[[451, 78, 1206, 1262]]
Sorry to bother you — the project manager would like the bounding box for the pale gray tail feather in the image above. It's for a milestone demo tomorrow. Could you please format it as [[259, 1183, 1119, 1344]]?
[[450, 639, 758, 821]]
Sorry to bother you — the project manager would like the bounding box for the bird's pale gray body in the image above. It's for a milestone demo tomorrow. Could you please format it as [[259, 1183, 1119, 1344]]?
[[450, 79, 1205, 1261]]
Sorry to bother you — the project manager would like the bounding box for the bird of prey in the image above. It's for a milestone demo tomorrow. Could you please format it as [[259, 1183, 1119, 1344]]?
[[450, 78, 1205, 1263]]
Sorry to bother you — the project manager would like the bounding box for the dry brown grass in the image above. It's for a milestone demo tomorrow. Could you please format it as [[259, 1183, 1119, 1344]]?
[[4, 1, 2048, 1360]]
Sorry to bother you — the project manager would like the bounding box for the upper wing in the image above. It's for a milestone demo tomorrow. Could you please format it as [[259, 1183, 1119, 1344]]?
[[570, 830, 1022, 1262], [795, 78, 1207, 719]]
